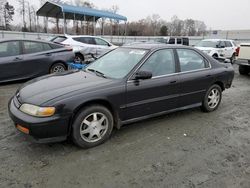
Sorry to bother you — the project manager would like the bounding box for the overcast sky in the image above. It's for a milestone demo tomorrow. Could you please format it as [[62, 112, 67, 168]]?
[[9, 0, 250, 30]]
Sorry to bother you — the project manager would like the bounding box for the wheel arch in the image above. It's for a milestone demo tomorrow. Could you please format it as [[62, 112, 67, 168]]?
[[70, 99, 120, 132], [49, 60, 68, 73], [213, 81, 225, 91]]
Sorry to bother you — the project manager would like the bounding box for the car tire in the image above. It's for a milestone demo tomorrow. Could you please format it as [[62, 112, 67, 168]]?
[[75, 53, 84, 63], [201, 84, 222, 112], [50, 63, 66, 73], [230, 53, 236, 64], [239, 65, 250, 75], [72, 105, 114, 148], [212, 54, 218, 59]]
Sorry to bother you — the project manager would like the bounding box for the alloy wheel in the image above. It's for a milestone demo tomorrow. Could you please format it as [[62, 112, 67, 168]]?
[[80, 112, 109, 143], [207, 88, 221, 109]]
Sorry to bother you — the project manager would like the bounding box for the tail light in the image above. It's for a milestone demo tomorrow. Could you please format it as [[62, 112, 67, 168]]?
[[235, 47, 240, 56], [64, 44, 73, 51]]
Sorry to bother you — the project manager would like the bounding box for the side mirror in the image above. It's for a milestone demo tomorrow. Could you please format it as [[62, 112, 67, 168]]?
[[134, 71, 152, 80]]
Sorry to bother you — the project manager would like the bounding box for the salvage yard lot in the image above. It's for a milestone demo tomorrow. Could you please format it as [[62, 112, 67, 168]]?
[[0, 66, 250, 188]]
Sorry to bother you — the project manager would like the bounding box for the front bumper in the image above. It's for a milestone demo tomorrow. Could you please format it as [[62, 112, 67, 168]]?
[[8, 98, 72, 143], [235, 59, 250, 66]]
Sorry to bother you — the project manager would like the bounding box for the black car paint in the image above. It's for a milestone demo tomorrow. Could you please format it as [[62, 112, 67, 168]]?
[[0, 39, 74, 83], [8, 44, 234, 143]]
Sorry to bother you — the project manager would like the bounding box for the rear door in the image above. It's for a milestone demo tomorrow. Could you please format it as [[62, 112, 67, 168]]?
[[224, 41, 234, 58], [176, 48, 214, 107], [20, 41, 54, 77], [0, 41, 24, 81], [125, 49, 179, 120]]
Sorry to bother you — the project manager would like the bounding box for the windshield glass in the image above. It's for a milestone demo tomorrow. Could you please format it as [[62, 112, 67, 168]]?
[[86, 48, 148, 79], [196, 41, 220, 48]]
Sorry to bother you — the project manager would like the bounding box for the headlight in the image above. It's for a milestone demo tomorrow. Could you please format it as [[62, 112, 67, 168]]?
[[20, 104, 55, 117]]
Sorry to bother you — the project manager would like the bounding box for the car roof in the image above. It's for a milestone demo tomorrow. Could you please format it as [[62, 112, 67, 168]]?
[[122, 43, 192, 50], [0, 38, 60, 45], [202, 39, 234, 42]]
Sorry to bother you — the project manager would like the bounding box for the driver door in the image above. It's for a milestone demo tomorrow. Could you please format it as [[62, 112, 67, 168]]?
[[124, 49, 179, 120]]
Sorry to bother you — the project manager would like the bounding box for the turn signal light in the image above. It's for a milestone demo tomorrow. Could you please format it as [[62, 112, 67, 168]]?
[[16, 124, 29, 134]]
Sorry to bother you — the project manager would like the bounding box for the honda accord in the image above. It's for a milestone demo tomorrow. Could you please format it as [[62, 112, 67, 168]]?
[[8, 44, 234, 148]]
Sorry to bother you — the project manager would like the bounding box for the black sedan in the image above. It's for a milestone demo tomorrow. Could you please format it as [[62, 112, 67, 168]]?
[[0, 39, 74, 83], [8, 44, 234, 148]]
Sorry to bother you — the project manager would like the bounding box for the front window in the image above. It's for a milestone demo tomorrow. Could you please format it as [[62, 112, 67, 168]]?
[[196, 41, 220, 48], [86, 48, 148, 79], [139, 49, 175, 77], [0, 41, 20, 57]]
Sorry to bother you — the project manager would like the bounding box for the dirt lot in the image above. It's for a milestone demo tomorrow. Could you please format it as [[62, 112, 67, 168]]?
[[0, 66, 250, 188]]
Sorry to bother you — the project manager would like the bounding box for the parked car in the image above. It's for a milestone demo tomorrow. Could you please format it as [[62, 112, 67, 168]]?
[[156, 37, 189, 46], [50, 35, 117, 62], [0, 39, 74, 83], [9, 44, 234, 148], [234, 43, 250, 75], [195, 39, 238, 62]]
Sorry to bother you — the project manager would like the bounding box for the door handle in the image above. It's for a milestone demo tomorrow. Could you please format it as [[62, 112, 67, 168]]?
[[13, 57, 22, 61], [45, 53, 52, 56], [170, 80, 177, 84], [206, 74, 211, 77]]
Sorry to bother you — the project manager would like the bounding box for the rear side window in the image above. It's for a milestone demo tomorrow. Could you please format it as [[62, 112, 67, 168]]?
[[49, 43, 63, 49], [225, 41, 232, 47], [0, 41, 20, 57], [73, 37, 96, 45], [219, 41, 226, 48], [177, 49, 207, 72], [168, 38, 175, 44], [177, 38, 182, 44], [95, 38, 109, 46], [183, 38, 189, 46], [23, 41, 45, 54], [51, 36, 67, 43]]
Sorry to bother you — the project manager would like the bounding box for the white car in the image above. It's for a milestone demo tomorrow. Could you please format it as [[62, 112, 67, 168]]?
[[51, 35, 117, 62], [195, 39, 238, 62]]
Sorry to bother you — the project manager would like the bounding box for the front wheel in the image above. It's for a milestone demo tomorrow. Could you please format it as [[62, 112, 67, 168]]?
[[72, 105, 114, 148], [201, 84, 222, 112]]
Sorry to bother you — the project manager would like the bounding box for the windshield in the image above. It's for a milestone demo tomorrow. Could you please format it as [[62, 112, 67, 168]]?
[[196, 41, 220, 48], [86, 48, 148, 79]]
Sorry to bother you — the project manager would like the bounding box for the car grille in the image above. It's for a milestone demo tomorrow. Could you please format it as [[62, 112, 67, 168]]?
[[13, 95, 21, 109]]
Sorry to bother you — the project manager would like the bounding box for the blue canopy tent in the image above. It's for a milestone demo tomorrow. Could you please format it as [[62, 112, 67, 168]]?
[[36, 1, 127, 35]]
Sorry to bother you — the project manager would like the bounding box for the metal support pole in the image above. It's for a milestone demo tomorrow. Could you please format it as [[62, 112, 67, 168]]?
[[93, 16, 96, 36], [63, 12, 66, 34], [74, 13, 76, 34], [46, 16, 48, 33], [84, 15, 86, 34]]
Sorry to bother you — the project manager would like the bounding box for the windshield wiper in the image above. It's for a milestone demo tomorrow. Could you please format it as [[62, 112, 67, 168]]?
[[87, 68, 107, 78]]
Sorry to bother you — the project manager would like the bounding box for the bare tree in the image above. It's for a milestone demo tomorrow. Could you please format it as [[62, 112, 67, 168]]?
[[17, 0, 27, 31]]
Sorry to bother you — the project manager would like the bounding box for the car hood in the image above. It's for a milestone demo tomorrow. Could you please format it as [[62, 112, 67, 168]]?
[[18, 70, 116, 105]]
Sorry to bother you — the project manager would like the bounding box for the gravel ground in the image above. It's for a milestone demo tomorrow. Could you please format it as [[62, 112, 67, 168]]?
[[0, 66, 250, 188]]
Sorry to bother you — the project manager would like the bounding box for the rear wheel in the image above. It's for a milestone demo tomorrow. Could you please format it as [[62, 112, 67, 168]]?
[[74, 53, 84, 63], [72, 105, 114, 148], [239, 65, 250, 75], [50, 63, 66, 73], [212, 54, 218, 60], [201, 84, 222, 112]]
